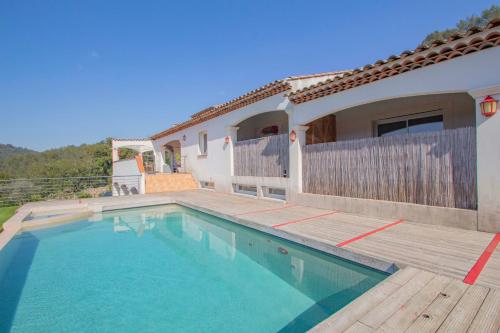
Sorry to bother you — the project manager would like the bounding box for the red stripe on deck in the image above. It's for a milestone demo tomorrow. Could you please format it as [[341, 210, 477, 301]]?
[[272, 211, 338, 228], [234, 205, 297, 217], [463, 233, 500, 285], [336, 219, 404, 247]]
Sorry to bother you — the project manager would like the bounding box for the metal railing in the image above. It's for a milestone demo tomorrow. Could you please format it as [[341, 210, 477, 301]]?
[[0, 175, 142, 207]]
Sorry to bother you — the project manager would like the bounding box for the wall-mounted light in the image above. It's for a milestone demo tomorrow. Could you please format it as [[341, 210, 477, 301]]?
[[480, 95, 498, 117], [289, 130, 297, 143], [182, 135, 187, 141], [224, 136, 231, 144]]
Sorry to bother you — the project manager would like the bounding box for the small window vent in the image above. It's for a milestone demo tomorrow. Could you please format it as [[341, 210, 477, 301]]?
[[200, 181, 215, 190]]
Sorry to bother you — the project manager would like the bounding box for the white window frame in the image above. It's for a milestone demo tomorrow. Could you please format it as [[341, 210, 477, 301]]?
[[198, 131, 208, 156], [262, 187, 286, 201], [233, 184, 257, 196]]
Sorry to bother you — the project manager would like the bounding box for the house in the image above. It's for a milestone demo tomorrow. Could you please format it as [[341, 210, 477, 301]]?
[[113, 19, 500, 233]]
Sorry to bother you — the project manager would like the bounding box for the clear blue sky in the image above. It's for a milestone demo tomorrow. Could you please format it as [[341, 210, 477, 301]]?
[[0, 0, 496, 151]]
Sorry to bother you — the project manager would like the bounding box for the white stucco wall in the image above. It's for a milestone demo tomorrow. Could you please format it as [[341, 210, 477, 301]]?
[[150, 45, 500, 231], [112, 159, 142, 196], [153, 93, 290, 193], [113, 159, 141, 176], [471, 86, 500, 233]]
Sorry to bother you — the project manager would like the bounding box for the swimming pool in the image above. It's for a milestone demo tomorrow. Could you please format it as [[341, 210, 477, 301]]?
[[0, 205, 388, 332]]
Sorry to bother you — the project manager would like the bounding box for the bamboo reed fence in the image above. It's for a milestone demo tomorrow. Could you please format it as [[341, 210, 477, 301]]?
[[303, 127, 477, 209], [234, 134, 289, 177]]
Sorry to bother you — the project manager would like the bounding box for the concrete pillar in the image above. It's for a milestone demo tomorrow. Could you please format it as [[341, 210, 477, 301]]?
[[152, 143, 165, 173], [112, 148, 119, 162], [469, 85, 500, 233], [288, 125, 309, 200], [140, 173, 146, 195], [225, 126, 239, 177]]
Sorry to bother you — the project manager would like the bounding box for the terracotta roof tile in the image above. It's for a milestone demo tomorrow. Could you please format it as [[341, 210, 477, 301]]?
[[289, 18, 500, 105], [112, 138, 151, 142], [286, 70, 350, 80], [150, 71, 350, 140]]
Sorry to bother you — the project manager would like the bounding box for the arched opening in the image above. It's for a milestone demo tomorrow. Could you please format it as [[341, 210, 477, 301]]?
[[304, 93, 475, 144], [236, 111, 289, 141], [233, 111, 289, 178], [301, 93, 477, 210], [162, 140, 182, 173]]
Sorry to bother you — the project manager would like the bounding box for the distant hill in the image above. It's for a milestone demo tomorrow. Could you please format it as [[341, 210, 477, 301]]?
[[0, 140, 113, 180], [0, 144, 35, 160]]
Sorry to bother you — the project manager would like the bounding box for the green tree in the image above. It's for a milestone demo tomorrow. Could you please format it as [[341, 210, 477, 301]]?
[[422, 5, 500, 45], [0, 138, 114, 179]]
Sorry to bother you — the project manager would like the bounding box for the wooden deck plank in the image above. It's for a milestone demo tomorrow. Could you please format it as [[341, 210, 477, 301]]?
[[405, 279, 469, 333], [360, 270, 435, 329], [309, 268, 416, 332], [386, 267, 421, 286], [437, 284, 489, 333], [476, 248, 500, 288], [344, 321, 374, 333], [467, 288, 500, 333], [335, 243, 477, 283], [376, 275, 451, 333]]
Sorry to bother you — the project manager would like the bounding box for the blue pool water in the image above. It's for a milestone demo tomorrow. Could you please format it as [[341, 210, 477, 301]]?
[[0, 205, 388, 332]]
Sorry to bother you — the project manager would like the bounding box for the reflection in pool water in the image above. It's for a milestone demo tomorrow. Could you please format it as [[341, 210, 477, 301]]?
[[0, 205, 388, 333]]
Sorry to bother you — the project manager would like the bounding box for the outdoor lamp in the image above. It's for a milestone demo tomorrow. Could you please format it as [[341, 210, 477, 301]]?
[[480, 95, 498, 117], [224, 136, 231, 144], [289, 130, 297, 143]]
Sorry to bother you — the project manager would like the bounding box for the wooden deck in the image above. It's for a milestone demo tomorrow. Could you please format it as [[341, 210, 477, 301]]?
[[311, 267, 499, 333]]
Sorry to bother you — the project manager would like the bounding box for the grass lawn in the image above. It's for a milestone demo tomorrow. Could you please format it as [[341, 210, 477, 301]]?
[[0, 206, 18, 232]]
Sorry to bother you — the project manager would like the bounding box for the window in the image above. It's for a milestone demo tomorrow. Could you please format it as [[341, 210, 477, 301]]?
[[234, 184, 257, 196], [261, 125, 279, 136], [263, 187, 286, 200], [198, 131, 208, 155], [377, 112, 444, 137]]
